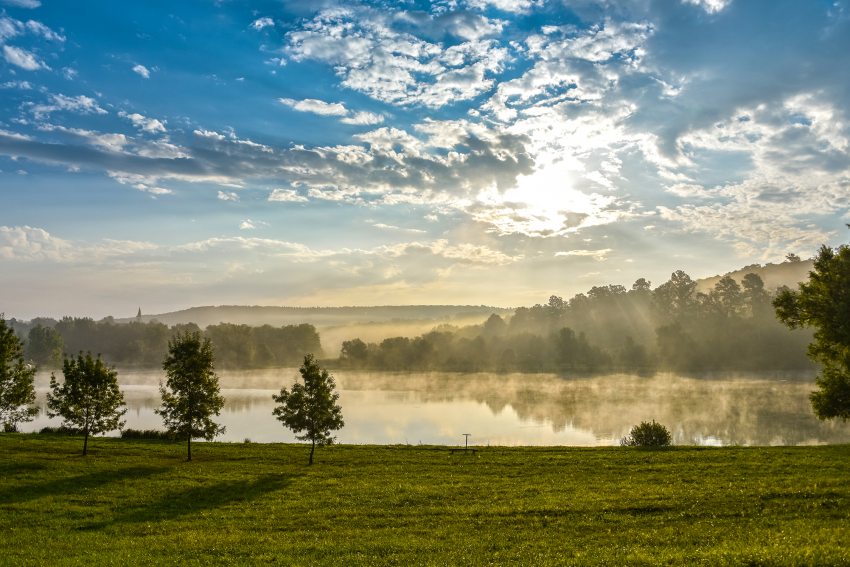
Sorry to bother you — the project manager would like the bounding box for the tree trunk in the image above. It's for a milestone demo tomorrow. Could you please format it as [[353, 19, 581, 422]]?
[[187, 436, 192, 462], [83, 429, 89, 456], [309, 440, 315, 465]]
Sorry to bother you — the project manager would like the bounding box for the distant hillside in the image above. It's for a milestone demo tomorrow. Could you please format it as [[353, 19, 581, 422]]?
[[697, 259, 813, 292], [120, 305, 513, 329]]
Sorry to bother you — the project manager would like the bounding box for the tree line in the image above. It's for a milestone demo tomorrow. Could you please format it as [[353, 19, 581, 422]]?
[[7, 317, 321, 369], [338, 270, 814, 373]]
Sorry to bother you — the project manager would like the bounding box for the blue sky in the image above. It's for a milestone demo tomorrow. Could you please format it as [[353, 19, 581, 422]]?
[[1, 0, 849, 318]]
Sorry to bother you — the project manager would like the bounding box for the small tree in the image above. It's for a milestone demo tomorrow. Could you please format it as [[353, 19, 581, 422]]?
[[46, 353, 126, 455], [621, 420, 672, 447], [157, 331, 225, 461], [0, 316, 38, 432], [273, 354, 344, 465]]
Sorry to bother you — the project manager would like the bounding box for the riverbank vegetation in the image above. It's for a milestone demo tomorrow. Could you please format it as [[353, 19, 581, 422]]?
[[339, 270, 812, 373], [1, 435, 848, 565]]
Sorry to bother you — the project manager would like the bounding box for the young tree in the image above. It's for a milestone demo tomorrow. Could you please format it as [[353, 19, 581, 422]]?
[[273, 354, 344, 465], [774, 242, 850, 421], [0, 316, 38, 432], [157, 331, 225, 461], [47, 353, 126, 455]]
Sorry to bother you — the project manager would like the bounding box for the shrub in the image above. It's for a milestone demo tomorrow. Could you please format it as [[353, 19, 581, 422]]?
[[120, 428, 177, 441], [39, 426, 84, 436], [621, 420, 672, 447]]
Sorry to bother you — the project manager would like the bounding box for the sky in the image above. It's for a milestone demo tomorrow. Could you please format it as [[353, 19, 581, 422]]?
[[1, 0, 849, 319]]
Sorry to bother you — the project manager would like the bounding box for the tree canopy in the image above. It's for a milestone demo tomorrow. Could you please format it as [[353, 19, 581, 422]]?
[[46, 352, 126, 455], [0, 316, 38, 432], [273, 354, 344, 465], [774, 243, 850, 420], [157, 331, 225, 460]]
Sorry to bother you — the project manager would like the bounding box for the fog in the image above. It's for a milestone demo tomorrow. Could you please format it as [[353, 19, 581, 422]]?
[[26, 370, 850, 446]]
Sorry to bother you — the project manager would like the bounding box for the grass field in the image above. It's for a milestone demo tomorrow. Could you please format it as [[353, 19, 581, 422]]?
[[1, 435, 849, 565]]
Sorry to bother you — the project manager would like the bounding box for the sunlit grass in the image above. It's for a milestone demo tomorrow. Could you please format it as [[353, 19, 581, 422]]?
[[2, 434, 849, 565]]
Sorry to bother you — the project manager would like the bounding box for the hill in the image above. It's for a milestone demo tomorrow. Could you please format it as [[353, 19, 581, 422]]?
[[696, 258, 813, 292]]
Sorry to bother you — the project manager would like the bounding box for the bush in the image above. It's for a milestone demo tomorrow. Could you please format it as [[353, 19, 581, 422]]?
[[621, 420, 672, 447], [120, 428, 177, 441], [39, 426, 84, 436]]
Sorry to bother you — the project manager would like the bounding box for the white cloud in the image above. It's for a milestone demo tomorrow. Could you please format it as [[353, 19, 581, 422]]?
[[108, 172, 173, 196], [682, 0, 733, 14], [29, 93, 107, 118], [372, 222, 427, 234], [465, 0, 542, 13], [24, 20, 64, 42], [268, 188, 309, 203], [132, 64, 151, 79], [280, 96, 386, 125], [2, 44, 48, 70], [218, 191, 240, 202], [240, 220, 256, 230], [251, 17, 274, 30], [341, 111, 385, 125], [278, 97, 348, 116], [119, 111, 167, 133], [284, 7, 509, 108], [554, 248, 613, 261], [0, 0, 41, 8]]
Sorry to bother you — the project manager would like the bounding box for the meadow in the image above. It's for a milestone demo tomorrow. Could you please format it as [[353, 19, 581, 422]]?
[[1, 434, 849, 565]]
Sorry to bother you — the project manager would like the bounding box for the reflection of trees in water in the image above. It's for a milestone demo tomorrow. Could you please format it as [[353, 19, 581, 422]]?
[[31, 370, 850, 445], [336, 371, 850, 446]]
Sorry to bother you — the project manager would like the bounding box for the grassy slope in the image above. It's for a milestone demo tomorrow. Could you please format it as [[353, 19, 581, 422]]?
[[2, 435, 849, 566]]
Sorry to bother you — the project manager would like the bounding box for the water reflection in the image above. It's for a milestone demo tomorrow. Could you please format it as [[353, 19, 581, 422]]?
[[24, 370, 850, 446]]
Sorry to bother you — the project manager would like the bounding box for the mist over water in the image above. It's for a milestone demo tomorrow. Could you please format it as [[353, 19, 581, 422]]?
[[26, 370, 850, 446]]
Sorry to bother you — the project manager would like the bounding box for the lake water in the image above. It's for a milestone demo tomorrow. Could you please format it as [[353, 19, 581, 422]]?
[[23, 370, 850, 446]]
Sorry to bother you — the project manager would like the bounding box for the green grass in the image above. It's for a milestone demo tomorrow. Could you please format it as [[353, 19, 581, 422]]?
[[2, 435, 850, 565]]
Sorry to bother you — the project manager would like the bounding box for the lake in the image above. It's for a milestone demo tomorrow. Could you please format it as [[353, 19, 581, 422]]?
[[23, 370, 850, 446]]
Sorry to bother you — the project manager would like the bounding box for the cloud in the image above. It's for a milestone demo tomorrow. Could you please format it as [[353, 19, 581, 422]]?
[[371, 222, 427, 234], [465, 0, 542, 13], [132, 64, 151, 79], [341, 111, 384, 125], [268, 188, 308, 203], [0, 0, 41, 8], [279, 96, 385, 125], [108, 172, 173, 196], [2, 44, 48, 70], [554, 248, 613, 261], [28, 93, 107, 118], [218, 190, 240, 202], [682, 0, 733, 14], [119, 111, 167, 133], [24, 20, 65, 42], [283, 7, 509, 108], [278, 97, 348, 116], [251, 17, 274, 30]]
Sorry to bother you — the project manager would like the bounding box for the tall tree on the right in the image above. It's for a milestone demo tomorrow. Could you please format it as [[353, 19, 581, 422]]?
[[774, 241, 850, 420]]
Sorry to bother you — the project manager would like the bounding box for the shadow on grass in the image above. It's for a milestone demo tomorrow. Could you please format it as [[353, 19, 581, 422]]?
[[91, 473, 297, 528], [0, 466, 169, 505]]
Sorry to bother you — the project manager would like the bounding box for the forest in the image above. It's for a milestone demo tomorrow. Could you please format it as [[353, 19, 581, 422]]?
[[338, 271, 813, 373], [8, 318, 321, 370], [7, 268, 813, 374]]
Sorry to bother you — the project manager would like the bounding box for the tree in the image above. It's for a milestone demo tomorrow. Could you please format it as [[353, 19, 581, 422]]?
[[273, 354, 344, 465], [46, 353, 126, 455], [0, 316, 38, 432], [26, 324, 64, 367], [774, 243, 850, 421], [157, 332, 225, 461]]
